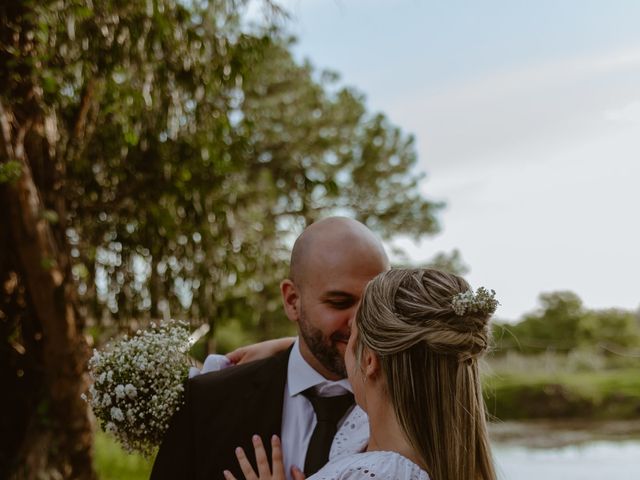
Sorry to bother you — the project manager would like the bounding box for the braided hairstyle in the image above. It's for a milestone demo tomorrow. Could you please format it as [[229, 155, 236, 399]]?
[[354, 268, 496, 480]]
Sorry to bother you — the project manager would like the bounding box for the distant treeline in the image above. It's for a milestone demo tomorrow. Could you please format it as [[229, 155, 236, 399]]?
[[492, 291, 640, 355], [485, 291, 640, 420]]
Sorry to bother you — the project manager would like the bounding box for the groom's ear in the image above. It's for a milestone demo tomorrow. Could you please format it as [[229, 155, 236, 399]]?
[[280, 279, 300, 323]]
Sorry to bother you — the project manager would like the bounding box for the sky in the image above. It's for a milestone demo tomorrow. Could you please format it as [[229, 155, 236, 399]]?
[[274, 0, 640, 321]]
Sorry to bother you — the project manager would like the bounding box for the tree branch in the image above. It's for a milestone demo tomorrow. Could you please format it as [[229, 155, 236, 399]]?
[[0, 99, 15, 163], [64, 77, 103, 165]]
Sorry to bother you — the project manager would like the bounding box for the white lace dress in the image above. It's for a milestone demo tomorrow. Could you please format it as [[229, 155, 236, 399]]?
[[309, 450, 430, 480]]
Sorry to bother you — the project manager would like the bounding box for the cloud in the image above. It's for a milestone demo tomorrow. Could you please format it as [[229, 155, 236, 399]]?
[[386, 47, 640, 319], [605, 100, 640, 124], [386, 46, 640, 175]]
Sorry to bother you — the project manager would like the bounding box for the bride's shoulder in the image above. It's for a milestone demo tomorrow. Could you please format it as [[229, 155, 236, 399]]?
[[312, 451, 430, 480]]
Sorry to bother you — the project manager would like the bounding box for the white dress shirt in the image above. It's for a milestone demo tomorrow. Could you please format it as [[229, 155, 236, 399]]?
[[281, 339, 370, 479]]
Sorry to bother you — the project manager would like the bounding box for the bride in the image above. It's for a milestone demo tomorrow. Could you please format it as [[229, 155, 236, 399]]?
[[223, 268, 498, 480]]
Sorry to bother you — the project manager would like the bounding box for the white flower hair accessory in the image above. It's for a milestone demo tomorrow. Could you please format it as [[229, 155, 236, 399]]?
[[451, 287, 499, 316]]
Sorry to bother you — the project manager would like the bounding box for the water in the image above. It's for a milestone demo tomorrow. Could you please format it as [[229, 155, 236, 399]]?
[[494, 440, 640, 479], [491, 421, 640, 479]]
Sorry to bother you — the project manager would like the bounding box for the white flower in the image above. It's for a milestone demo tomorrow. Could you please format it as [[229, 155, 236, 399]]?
[[110, 407, 124, 422], [86, 320, 191, 455], [451, 287, 498, 316], [90, 349, 102, 365], [114, 384, 126, 399], [124, 384, 137, 398]]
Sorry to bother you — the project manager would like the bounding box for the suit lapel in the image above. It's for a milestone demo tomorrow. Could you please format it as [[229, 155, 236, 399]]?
[[202, 347, 291, 480], [245, 346, 290, 438]]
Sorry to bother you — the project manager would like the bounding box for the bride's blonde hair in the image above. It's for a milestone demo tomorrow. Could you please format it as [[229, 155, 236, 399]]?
[[354, 268, 496, 480]]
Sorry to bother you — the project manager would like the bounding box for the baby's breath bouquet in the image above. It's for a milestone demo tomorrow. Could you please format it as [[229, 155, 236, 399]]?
[[83, 321, 191, 455]]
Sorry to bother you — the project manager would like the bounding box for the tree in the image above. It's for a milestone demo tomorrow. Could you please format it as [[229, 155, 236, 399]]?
[[423, 249, 469, 275], [1, 1, 442, 477], [494, 291, 584, 353], [1, 0, 272, 476], [579, 308, 640, 351], [492, 291, 640, 354]]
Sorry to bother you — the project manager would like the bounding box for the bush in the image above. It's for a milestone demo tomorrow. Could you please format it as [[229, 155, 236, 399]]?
[[483, 369, 640, 420]]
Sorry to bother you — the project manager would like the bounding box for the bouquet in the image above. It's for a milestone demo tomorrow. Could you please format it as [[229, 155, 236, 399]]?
[[83, 321, 192, 455]]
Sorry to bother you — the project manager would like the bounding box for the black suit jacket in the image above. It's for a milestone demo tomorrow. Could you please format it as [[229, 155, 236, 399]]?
[[151, 348, 291, 480]]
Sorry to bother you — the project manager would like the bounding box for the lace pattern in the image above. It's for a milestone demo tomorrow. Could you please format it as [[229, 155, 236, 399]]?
[[330, 406, 368, 460], [310, 450, 430, 480]]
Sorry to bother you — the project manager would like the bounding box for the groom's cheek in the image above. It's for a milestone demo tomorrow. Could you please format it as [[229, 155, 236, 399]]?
[[336, 339, 348, 357]]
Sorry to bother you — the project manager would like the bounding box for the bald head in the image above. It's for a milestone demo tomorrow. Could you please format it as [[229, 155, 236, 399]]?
[[289, 217, 389, 288], [281, 217, 388, 379]]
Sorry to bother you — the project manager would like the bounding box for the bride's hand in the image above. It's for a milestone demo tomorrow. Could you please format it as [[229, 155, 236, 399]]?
[[223, 435, 305, 480], [226, 338, 295, 365]]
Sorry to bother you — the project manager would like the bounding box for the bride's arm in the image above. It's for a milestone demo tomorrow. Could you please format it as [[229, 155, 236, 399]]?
[[226, 337, 296, 365]]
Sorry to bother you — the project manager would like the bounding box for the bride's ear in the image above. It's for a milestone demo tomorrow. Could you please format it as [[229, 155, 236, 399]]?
[[363, 348, 381, 380]]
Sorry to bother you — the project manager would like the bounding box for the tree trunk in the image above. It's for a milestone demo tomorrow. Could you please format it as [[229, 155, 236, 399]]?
[[1, 102, 96, 479]]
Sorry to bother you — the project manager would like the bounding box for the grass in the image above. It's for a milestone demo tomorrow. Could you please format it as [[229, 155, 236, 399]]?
[[94, 431, 153, 480], [482, 356, 640, 420]]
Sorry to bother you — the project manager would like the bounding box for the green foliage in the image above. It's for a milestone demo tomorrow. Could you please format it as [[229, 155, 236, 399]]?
[[0, 161, 22, 184], [493, 291, 640, 354], [1, 0, 442, 347], [94, 431, 152, 480], [580, 309, 640, 350], [483, 369, 640, 420], [517, 291, 585, 351], [422, 249, 470, 275]]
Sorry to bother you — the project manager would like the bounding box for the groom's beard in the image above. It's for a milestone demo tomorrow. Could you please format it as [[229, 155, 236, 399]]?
[[298, 306, 348, 378]]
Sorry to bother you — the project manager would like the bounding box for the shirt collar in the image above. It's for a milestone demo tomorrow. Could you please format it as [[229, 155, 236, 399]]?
[[287, 338, 352, 397]]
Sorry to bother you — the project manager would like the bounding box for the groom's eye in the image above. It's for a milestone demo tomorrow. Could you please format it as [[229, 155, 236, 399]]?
[[322, 291, 357, 310], [326, 298, 355, 309]]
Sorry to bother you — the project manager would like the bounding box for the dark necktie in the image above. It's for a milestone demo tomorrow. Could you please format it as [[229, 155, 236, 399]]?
[[302, 388, 355, 476]]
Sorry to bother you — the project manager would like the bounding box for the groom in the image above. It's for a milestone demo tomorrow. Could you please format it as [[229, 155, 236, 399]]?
[[151, 217, 389, 480]]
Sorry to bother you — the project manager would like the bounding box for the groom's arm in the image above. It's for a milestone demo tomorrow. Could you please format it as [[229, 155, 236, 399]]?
[[150, 381, 195, 480]]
